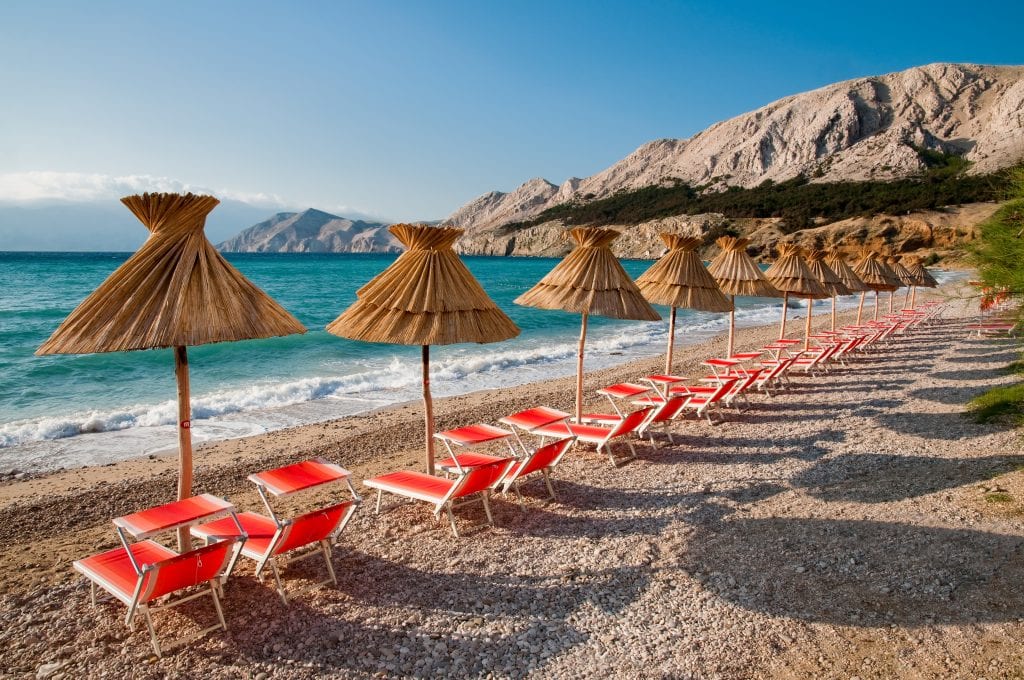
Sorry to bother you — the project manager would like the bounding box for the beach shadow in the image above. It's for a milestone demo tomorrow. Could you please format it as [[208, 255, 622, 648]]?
[[678, 517, 1024, 627], [931, 368, 1011, 382], [874, 411, 994, 440], [908, 386, 994, 406], [791, 453, 1024, 503], [205, 549, 654, 676], [944, 350, 1019, 365], [644, 430, 844, 465]]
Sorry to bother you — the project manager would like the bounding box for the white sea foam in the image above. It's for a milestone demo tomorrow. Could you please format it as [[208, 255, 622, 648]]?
[[0, 272, 963, 466]]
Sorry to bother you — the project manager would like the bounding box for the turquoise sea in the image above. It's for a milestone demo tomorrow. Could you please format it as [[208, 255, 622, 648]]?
[[0, 252, 949, 472]]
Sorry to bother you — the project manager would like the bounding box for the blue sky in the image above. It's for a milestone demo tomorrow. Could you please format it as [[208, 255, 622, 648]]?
[[1, 0, 1022, 228]]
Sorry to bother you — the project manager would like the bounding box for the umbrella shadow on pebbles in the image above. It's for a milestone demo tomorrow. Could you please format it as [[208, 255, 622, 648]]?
[[206, 551, 653, 676], [931, 367, 1014, 382], [908, 385, 996, 406], [944, 349, 1019, 365], [643, 430, 843, 465], [790, 453, 1024, 504], [874, 410, 997, 440], [678, 516, 1024, 627]]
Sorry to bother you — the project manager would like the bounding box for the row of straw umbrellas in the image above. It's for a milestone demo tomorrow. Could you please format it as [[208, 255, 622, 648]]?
[[36, 193, 937, 547]]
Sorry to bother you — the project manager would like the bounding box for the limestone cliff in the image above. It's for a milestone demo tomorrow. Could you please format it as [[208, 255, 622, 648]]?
[[446, 63, 1024, 237]]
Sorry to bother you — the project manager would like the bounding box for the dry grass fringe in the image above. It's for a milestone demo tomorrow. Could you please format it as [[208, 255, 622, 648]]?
[[327, 224, 520, 345], [707, 236, 782, 298], [515, 227, 660, 321], [635, 234, 733, 312], [37, 193, 306, 355]]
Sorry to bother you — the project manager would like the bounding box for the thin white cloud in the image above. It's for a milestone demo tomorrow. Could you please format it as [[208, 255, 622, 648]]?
[[0, 171, 396, 223], [0, 171, 293, 208]]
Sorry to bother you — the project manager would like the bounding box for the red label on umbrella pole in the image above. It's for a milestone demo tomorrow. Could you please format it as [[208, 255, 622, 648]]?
[[180, 420, 191, 429]]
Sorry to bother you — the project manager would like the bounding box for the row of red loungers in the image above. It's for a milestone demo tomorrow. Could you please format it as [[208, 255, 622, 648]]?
[[73, 304, 948, 656]]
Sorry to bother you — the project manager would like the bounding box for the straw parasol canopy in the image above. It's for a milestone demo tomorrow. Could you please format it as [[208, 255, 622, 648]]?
[[905, 258, 938, 288], [516, 227, 659, 422], [853, 250, 900, 321], [886, 256, 917, 287], [707, 236, 781, 355], [636, 234, 733, 373], [807, 249, 850, 334], [764, 243, 829, 341], [825, 247, 869, 293], [328, 223, 519, 474], [37, 192, 306, 545], [902, 256, 939, 308]]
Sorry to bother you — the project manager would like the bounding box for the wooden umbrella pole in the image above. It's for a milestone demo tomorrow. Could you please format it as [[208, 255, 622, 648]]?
[[911, 286, 917, 308], [422, 345, 435, 475], [857, 292, 865, 325], [874, 291, 879, 321], [779, 292, 789, 339], [888, 291, 894, 313], [173, 346, 193, 551], [905, 285, 913, 309], [727, 297, 736, 356], [804, 298, 813, 350], [576, 313, 588, 424], [831, 296, 837, 332], [665, 307, 677, 375]]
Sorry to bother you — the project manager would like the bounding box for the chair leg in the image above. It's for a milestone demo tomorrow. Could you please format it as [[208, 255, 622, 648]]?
[[269, 559, 288, 605], [446, 504, 460, 537], [541, 469, 556, 500], [210, 582, 227, 632], [143, 606, 161, 658], [374, 489, 383, 514], [482, 491, 495, 526], [321, 540, 337, 586], [89, 582, 96, 607]]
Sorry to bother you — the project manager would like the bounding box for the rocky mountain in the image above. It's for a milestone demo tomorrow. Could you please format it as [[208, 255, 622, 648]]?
[[217, 209, 398, 253], [453, 202, 998, 264], [446, 63, 1024, 236]]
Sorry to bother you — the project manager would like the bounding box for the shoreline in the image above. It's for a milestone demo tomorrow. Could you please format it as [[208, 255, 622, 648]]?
[[0, 275, 967, 474]]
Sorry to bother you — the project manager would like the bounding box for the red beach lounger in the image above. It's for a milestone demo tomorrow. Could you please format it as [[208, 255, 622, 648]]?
[[364, 458, 514, 537], [530, 407, 655, 466], [670, 377, 738, 424], [73, 539, 237, 657], [501, 437, 575, 503], [191, 459, 360, 604]]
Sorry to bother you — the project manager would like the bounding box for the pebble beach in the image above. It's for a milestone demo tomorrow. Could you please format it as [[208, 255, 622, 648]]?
[[1, 289, 1022, 679]]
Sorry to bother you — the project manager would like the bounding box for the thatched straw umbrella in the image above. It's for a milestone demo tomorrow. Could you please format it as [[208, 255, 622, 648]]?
[[327, 223, 519, 475], [764, 243, 830, 348], [852, 251, 900, 321], [515, 227, 659, 423], [886, 255, 917, 312], [636, 234, 733, 374], [707, 236, 781, 356], [37, 192, 306, 547], [825, 247, 870, 328], [903, 257, 939, 308], [806, 249, 851, 333]]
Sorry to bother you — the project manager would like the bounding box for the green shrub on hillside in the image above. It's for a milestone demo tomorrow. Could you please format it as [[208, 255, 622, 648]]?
[[506, 157, 1017, 231]]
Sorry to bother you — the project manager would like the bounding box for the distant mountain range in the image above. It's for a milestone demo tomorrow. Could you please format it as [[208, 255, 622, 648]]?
[[217, 209, 400, 253], [0, 198, 273, 251], [445, 63, 1024, 237]]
